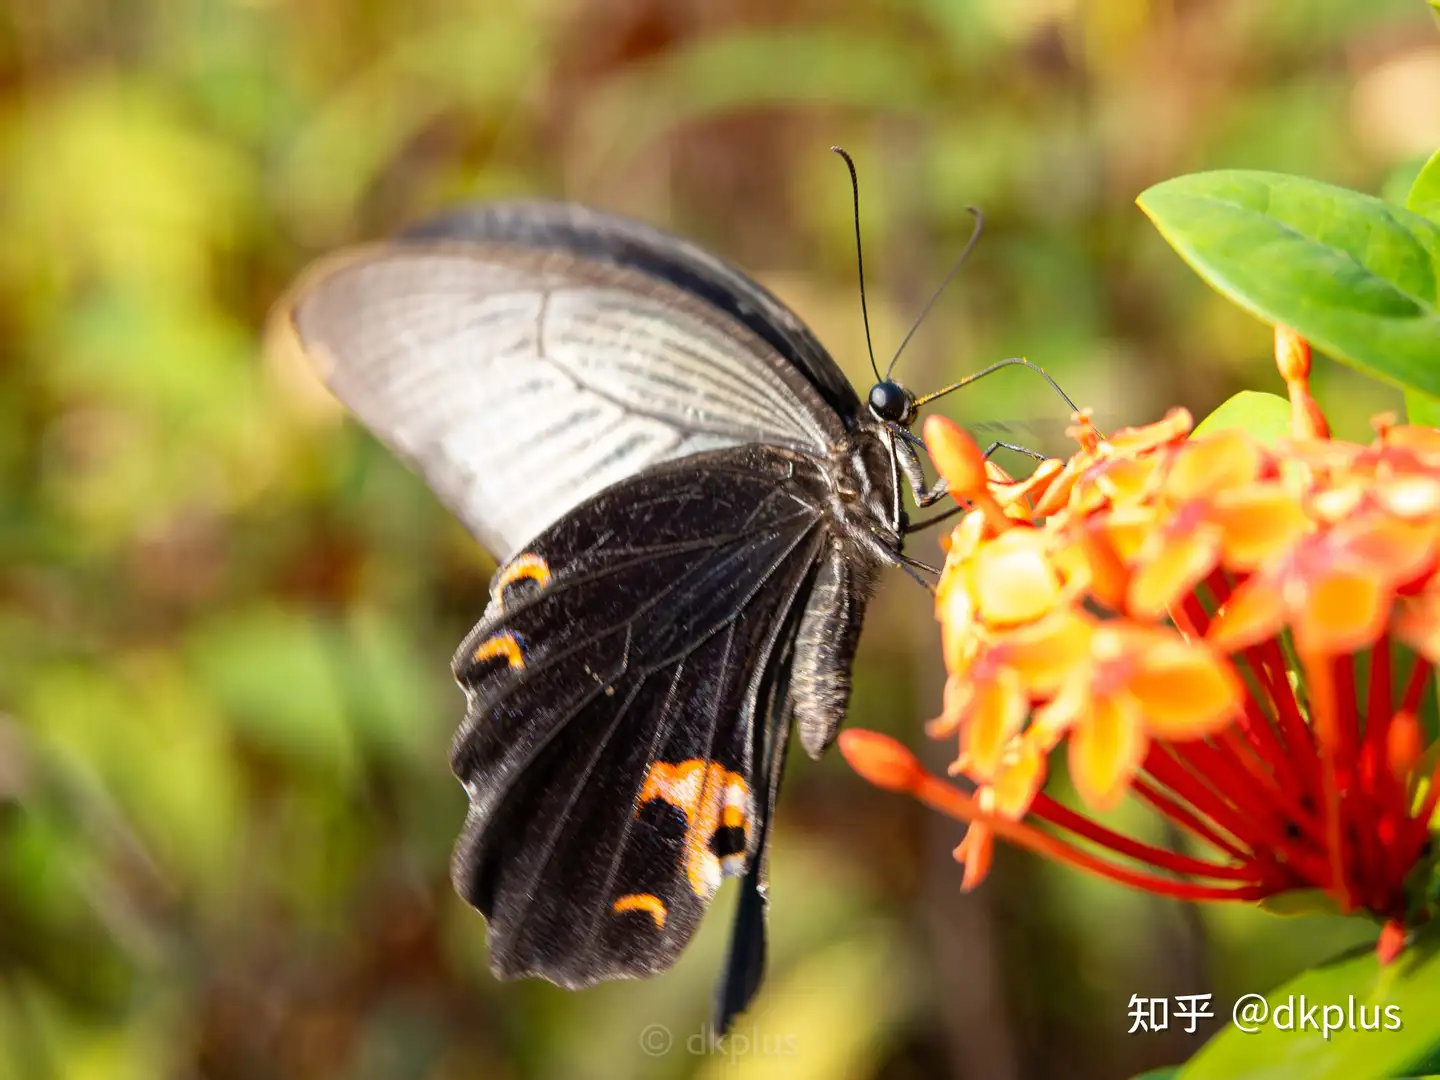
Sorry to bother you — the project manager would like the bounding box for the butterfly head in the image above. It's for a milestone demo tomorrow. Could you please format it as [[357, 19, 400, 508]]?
[[866, 380, 915, 427]]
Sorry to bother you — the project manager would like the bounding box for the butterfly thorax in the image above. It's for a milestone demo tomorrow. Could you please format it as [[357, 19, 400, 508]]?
[[817, 425, 902, 565]]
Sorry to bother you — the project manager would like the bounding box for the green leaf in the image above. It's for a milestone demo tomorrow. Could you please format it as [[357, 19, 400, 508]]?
[[1407, 150, 1440, 228], [1407, 391, 1440, 428], [1179, 923, 1440, 1079], [1133, 1070, 1182, 1079], [1258, 889, 1348, 920], [1137, 170, 1440, 400], [1192, 391, 1292, 443]]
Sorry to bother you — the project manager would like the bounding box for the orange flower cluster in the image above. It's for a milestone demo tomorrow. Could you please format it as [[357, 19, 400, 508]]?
[[843, 327, 1440, 953]]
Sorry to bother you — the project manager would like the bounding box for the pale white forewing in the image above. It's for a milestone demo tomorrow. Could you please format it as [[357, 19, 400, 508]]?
[[286, 243, 841, 560]]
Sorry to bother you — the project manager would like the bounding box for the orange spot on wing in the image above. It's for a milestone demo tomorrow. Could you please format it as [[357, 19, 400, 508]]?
[[491, 554, 551, 612], [472, 631, 526, 670], [637, 761, 753, 898], [612, 893, 668, 929]]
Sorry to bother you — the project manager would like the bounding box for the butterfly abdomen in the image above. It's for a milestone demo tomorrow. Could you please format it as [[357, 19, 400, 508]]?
[[791, 539, 881, 759]]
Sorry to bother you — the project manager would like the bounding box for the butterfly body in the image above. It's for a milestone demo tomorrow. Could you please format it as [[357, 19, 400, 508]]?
[[282, 200, 922, 1027]]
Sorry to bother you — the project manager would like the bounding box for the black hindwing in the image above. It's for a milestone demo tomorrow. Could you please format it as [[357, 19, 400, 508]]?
[[450, 446, 844, 990]]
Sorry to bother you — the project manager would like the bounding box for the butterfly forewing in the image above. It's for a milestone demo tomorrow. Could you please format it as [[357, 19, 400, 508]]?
[[286, 204, 851, 560]]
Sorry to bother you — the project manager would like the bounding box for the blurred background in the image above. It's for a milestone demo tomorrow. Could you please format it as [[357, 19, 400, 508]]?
[[3, 1, 1439, 1078]]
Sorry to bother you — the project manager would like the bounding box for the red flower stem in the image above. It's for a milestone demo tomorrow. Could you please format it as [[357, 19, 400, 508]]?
[[1130, 776, 1248, 860], [1302, 649, 1355, 910], [1202, 566, 1233, 613], [1171, 594, 1310, 821], [1174, 593, 1211, 637], [908, 771, 1268, 901], [1358, 643, 1400, 906], [1334, 652, 1377, 894], [1165, 738, 1290, 839], [1401, 655, 1433, 715], [1028, 792, 1258, 881], [1244, 637, 1322, 794], [1376, 655, 1435, 907], [1141, 746, 1266, 851], [1215, 727, 1327, 849], [1146, 743, 1332, 885], [1232, 684, 1309, 798], [1333, 653, 1361, 783], [1367, 637, 1394, 741], [1362, 640, 1397, 830]]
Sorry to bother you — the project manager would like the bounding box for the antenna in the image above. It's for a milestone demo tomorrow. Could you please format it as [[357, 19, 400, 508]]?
[[885, 208, 984, 379], [830, 146, 882, 385], [910, 355, 1083, 416]]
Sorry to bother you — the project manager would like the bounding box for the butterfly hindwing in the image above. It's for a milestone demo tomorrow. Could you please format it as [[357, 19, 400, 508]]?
[[450, 445, 835, 987]]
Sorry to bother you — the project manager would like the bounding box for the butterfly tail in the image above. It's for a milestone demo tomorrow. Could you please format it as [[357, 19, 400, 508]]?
[[713, 658, 796, 1034], [714, 855, 769, 1034]]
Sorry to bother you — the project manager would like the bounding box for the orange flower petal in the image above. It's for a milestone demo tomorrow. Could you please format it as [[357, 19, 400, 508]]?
[[926, 672, 972, 740], [993, 458, 1065, 516], [1068, 410, 1103, 452], [1341, 515, 1438, 584], [1376, 476, 1440, 520], [941, 510, 986, 571], [996, 608, 1095, 696], [963, 668, 1029, 780], [1032, 668, 1090, 738], [1210, 484, 1311, 569], [1062, 525, 1127, 610], [1068, 463, 1121, 519], [1166, 429, 1260, 500], [1094, 454, 1163, 505], [1383, 425, 1440, 457], [1127, 640, 1241, 739], [938, 579, 978, 672], [1102, 408, 1193, 455], [1033, 455, 1084, 517], [1387, 710, 1423, 782], [974, 528, 1061, 626], [1393, 587, 1440, 664], [991, 740, 1046, 818], [1207, 571, 1289, 652], [1127, 526, 1221, 619], [1295, 567, 1389, 655], [1099, 506, 1152, 565], [954, 823, 994, 890], [924, 415, 988, 498], [1069, 694, 1148, 811], [984, 459, 1016, 485]]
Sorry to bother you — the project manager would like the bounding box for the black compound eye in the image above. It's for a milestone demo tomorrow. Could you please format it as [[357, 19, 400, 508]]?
[[867, 380, 912, 424]]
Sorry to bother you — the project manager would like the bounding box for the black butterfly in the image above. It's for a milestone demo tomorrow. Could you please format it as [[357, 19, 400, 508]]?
[[280, 187, 1059, 1029]]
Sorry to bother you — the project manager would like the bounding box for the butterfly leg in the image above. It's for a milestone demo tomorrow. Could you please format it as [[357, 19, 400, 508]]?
[[901, 440, 1046, 536], [985, 440, 1046, 462], [891, 428, 950, 508]]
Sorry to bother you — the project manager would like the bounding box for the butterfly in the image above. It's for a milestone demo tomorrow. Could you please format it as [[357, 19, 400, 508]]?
[[278, 179, 1064, 1030]]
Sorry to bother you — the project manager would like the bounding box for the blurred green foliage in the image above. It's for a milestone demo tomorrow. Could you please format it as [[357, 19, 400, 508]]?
[[1, 2, 1437, 1078]]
